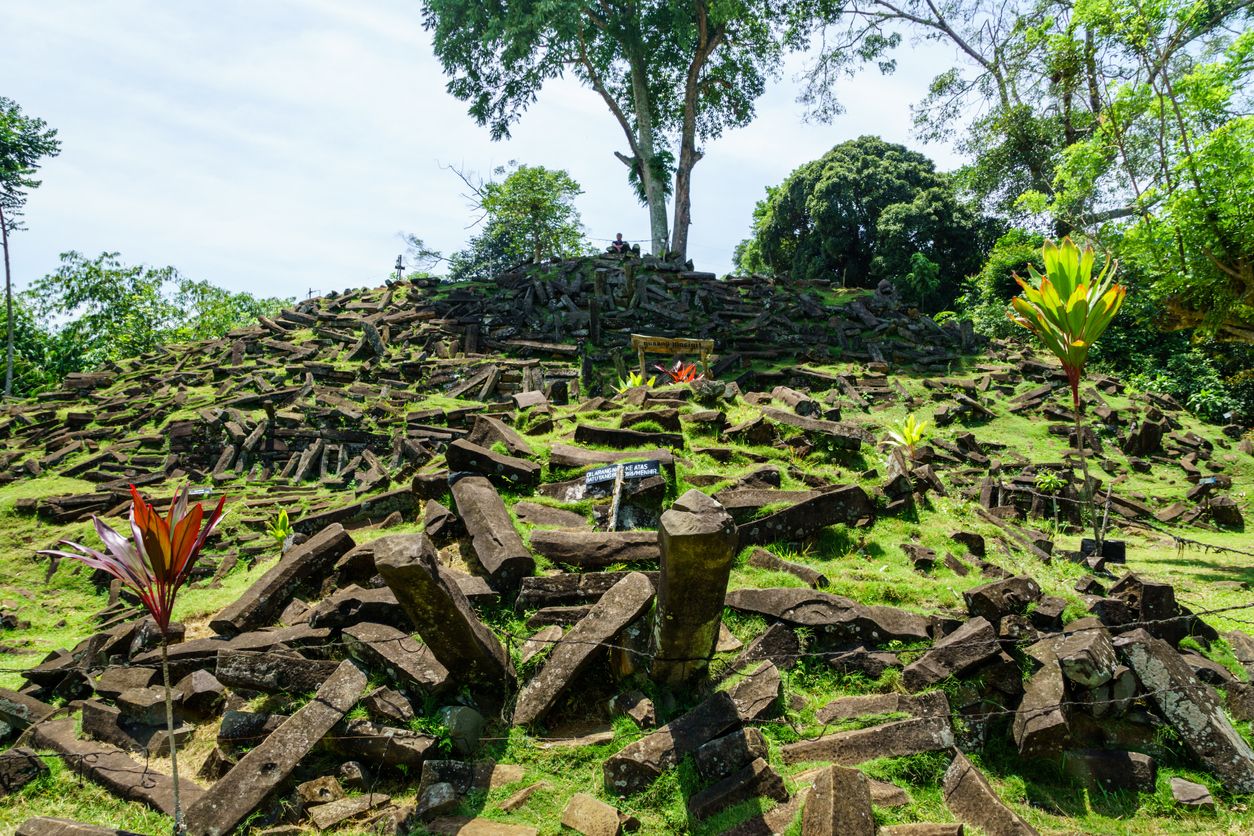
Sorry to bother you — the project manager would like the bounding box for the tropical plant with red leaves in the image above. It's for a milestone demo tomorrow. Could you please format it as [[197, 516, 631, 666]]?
[[654, 359, 704, 384], [41, 485, 225, 835]]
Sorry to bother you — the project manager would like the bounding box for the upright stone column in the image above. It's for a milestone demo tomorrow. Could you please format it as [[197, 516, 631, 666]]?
[[374, 533, 513, 689], [651, 489, 737, 684]]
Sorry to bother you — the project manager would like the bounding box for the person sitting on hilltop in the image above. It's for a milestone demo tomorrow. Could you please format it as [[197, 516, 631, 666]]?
[[608, 233, 629, 254]]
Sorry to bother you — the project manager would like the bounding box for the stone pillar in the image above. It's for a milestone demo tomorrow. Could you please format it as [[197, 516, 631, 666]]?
[[448, 473, 535, 592], [651, 489, 737, 685], [373, 533, 513, 689]]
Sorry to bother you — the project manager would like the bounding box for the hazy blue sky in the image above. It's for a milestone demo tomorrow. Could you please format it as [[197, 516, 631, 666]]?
[[1, 0, 964, 298]]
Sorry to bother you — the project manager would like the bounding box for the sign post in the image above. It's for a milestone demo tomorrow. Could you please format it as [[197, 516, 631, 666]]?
[[585, 459, 662, 531], [630, 334, 715, 377]]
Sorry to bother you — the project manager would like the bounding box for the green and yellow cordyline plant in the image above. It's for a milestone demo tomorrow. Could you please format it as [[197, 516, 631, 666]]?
[[41, 485, 226, 835], [615, 369, 656, 394], [267, 507, 295, 552], [885, 412, 929, 459], [1009, 237, 1125, 549]]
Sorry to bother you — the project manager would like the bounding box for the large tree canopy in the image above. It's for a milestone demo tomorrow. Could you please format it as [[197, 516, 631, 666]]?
[[421, 0, 839, 260], [803, 0, 1254, 340], [737, 136, 990, 306]]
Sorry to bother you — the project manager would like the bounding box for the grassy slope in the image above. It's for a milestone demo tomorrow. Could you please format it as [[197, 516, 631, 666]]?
[[0, 351, 1250, 834]]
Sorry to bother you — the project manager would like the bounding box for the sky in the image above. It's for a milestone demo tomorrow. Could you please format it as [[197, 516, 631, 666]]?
[[1, 0, 965, 299]]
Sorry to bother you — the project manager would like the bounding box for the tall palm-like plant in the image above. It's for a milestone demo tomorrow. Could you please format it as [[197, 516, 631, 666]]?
[[1008, 238, 1125, 549], [41, 485, 226, 835]]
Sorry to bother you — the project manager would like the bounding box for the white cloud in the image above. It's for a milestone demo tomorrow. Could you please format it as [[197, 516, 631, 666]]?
[[2, 0, 967, 294]]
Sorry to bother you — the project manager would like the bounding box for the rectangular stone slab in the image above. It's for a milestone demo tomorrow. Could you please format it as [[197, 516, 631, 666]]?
[[343, 621, 452, 695], [210, 524, 355, 636], [943, 751, 1039, 835], [1116, 628, 1254, 792], [604, 661, 781, 795], [548, 444, 675, 472], [17, 819, 145, 836], [30, 719, 204, 817], [185, 660, 367, 836], [374, 533, 513, 689], [449, 473, 535, 591], [513, 572, 655, 726], [736, 485, 874, 548], [527, 530, 659, 568], [214, 649, 341, 694], [515, 571, 659, 611], [781, 716, 954, 765], [131, 625, 332, 682]]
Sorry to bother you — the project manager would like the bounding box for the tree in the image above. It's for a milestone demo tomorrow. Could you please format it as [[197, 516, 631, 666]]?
[[0, 97, 61, 398], [421, 0, 839, 260], [444, 163, 589, 279], [737, 136, 989, 305], [803, 0, 1253, 338], [25, 251, 289, 371]]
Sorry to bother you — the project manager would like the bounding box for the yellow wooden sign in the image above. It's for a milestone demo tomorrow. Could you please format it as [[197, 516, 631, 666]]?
[[630, 334, 714, 374]]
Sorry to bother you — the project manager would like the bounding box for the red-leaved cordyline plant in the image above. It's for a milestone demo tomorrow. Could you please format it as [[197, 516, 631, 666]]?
[[654, 360, 704, 384], [41, 485, 226, 836]]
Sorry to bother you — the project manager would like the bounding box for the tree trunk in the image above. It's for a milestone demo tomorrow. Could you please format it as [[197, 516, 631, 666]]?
[[1069, 373, 1102, 550], [670, 15, 722, 261], [1, 202, 12, 399], [162, 639, 187, 835], [628, 52, 669, 255]]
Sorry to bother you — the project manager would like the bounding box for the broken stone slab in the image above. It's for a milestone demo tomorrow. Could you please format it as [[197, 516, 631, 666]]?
[[942, 751, 1038, 836], [92, 666, 157, 701], [736, 486, 874, 549], [515, 571, 659, 611], [307, 792, 391, 831], [1054, 628, 1117, 687], [446, 439, 540, 489], [0, 746, 48, 796], [652, 490, 738, 684], [214, 649, 341, 694], [781, 715, 954, 766], [694, 727, 769, 782], [512, 500, 590, 530], [879, 826, 964, 836], [801, 764, 875, 836], [574, 422, 683, 450], [1116, 628, 1254, 792], [527, 530, 659, 569], [746, 547, 828, 588], [901, 617, 999, 692], [1169, 776, 1214, 809], [816, 691, 949, 725], [185, 660, 368, 836], [307, 584, 411, 632], [717, 623, 802, 683], [0, 688, 55, 733], [513, 572, 655, 726], [963, 576, 1041, 623], [603, 661, 781, 795], [1063, 749, 1156, 793], [327, 718, 437, 768], [561, 792, 621, 836], [425, 817, 538, 836], [760, 407, 869, 450], [16, 820, 145, 836], [210, 524, 355, 636], [1013, 659, 1070, 758], [467, 414, 535, 458], [342, 621, 453, 696], [30, 718, 204, 817], [725, 587, 931, 646], [548, 444, 674, 472], [374, 533, 513, 689], [416, 760, 527, 799], [449, 473, 535, 591], [687, 756, 789, 821]]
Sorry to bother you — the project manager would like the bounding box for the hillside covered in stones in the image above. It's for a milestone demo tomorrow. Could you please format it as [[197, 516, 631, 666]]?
[[0, 254, 1251, 836]]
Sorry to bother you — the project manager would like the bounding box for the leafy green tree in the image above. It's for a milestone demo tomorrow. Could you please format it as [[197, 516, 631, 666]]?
[[421, 0, 840, 259], [0, 97, 61, 397], [25, 251, 289, 372], [445, 163, 589, 279], [737, 136, 989, 306]]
